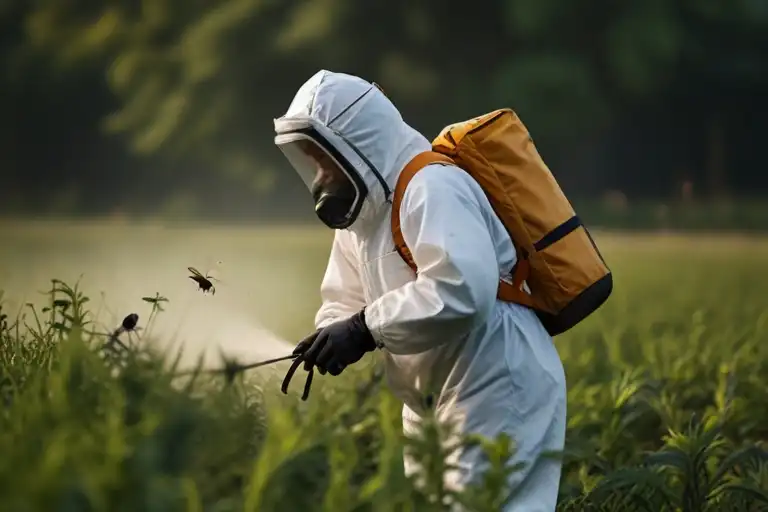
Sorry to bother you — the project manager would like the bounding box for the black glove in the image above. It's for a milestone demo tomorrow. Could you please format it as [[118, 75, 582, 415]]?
[[302, 309, 378, 376], [292, 328, 321, 356]]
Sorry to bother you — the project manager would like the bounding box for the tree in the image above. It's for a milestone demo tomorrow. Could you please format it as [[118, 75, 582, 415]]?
[[5, 0, 768, 214]]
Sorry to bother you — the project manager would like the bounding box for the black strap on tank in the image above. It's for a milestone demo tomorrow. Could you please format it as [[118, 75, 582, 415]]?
[[533, 215, 582, 252]]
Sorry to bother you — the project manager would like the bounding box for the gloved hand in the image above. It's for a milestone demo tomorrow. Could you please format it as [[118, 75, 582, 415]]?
[[302, 309, 378, 376], [292, 328, 321, 357]]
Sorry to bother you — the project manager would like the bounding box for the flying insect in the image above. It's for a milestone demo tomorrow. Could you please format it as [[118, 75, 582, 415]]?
[[188, 266, 217, 295]]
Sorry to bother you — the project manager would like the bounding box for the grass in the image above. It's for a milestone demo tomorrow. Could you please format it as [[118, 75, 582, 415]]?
[[1, 220, 768, 511]]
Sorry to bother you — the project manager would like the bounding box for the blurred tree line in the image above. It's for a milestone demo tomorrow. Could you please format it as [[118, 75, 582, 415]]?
[[1, 0, 767, 225]]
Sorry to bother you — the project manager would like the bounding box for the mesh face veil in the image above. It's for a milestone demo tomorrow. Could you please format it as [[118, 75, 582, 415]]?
[[275, 129, 368, 229]]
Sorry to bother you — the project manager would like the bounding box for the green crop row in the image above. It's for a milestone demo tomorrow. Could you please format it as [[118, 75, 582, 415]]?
[[1, 241, 768, 511]]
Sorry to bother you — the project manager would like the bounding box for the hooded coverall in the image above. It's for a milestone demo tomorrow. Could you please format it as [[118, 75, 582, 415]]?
[[280, 70, 567, 511]]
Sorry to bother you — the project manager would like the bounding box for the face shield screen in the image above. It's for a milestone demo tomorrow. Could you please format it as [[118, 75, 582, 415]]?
[[277, 135, 366, 229]]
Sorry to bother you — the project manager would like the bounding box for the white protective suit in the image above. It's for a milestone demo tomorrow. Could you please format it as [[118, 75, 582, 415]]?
[[275, 70, 567, 511]]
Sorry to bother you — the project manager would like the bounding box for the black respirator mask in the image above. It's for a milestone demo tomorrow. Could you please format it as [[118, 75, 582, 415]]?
[[274, 128, 369, 229]]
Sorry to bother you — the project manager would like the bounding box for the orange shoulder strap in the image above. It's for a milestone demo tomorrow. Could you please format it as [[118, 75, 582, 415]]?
[[390, 151, 535, 309], [391, 151, 454, 270]]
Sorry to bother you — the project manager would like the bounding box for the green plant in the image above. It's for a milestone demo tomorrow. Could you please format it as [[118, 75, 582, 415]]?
[[1, 232, 767, 511]]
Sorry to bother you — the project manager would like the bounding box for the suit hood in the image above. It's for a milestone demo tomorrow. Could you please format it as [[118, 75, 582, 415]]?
[[274, 70, 431, 234]]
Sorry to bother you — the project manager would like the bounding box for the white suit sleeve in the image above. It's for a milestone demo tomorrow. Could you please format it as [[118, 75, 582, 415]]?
[[314, 230, 366, 329], [363, 165, 500, 355]]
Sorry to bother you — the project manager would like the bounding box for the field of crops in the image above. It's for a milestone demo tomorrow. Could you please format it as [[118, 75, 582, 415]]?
[[1, 220, 767, 511]]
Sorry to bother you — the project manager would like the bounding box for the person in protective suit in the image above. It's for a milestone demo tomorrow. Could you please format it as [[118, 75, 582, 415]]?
[[273, 69, 567, 511]]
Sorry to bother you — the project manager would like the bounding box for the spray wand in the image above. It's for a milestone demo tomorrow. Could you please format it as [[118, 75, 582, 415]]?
[[103, 313, 316, 401]]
